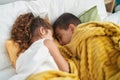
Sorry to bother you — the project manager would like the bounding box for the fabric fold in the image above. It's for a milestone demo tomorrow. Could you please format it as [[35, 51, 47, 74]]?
[[27, 59, 79, 80]]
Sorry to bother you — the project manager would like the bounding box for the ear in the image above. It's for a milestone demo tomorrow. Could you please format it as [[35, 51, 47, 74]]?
[[38, 27, 46, 36], [69, 24, 76, 33]]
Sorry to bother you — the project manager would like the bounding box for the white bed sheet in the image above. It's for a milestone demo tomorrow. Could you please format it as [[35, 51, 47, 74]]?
[[0, 66, 15, 80], [103, 11, 120, 25]]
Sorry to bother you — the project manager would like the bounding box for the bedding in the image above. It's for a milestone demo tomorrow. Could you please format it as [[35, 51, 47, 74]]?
[[27, 59, 78, 80], [59, 21, 120, 80], [8, 21, 120, 80], [6, 40, 20, 68], [0, 0, 107, 80], [78, 6, 100, 23], [103, 11, 120, 25], [8, 38, 59, 80], [0, 0, 26, 5]]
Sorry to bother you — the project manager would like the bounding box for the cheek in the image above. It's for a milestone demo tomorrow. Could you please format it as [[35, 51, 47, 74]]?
[[62, 35, 70, 44]]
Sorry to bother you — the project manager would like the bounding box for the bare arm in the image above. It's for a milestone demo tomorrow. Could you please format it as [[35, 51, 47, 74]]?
[[44, 39, 69, 72]]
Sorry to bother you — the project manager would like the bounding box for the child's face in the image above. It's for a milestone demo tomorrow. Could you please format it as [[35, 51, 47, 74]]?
[[55, 27, 73, 45]]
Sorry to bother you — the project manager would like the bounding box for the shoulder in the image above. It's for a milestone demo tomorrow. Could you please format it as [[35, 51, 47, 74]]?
[[44, 39, 55, 48], [43, 39, 59, 52]]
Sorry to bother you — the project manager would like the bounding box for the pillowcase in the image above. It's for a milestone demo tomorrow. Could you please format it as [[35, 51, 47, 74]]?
[[6, 40, 20, 68], [49, 0, 107, 24], [78, 6, 101, 23]]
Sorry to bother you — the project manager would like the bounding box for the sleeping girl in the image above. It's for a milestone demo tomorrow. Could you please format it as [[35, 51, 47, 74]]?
[[7, 13, 69, 80]]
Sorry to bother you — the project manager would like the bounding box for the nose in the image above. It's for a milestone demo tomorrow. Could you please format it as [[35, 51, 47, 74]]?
[[59, 40, 64, 45]]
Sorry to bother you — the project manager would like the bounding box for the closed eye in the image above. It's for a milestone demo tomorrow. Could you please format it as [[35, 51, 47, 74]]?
[[56, 35, 61, 42]]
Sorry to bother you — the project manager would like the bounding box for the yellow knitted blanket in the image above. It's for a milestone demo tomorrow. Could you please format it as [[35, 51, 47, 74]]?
[[27, 59, 79, 80], [27, 22, 120, 80], [59, 21, 120, 80]]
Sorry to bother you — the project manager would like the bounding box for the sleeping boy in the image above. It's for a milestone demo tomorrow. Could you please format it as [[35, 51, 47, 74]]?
[[53, 13, 120, 80]]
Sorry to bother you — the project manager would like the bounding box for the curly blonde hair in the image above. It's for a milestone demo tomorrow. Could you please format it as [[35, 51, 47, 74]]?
[[11, 13, 34, 56]]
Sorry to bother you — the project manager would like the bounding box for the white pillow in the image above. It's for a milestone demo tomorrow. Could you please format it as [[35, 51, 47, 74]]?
[[0, 0, 20, 5], [43, 0, 107, 24], [0, 0, 33, 5], [0, 1, 29, 70]]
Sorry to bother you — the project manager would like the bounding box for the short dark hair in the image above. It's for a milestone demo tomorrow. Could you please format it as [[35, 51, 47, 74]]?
[[53, 13, 81, 30]]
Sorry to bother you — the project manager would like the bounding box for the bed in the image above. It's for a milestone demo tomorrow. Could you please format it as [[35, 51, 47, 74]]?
[[0, 0, 120, 80]]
